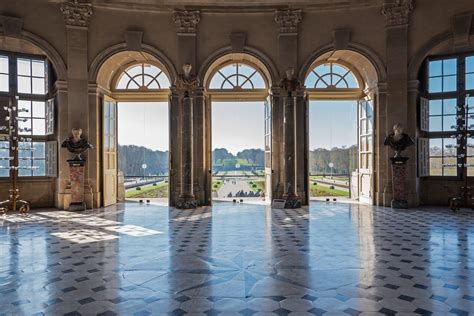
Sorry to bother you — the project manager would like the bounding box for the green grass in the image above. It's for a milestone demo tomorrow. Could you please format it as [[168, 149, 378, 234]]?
[[212, 180, 224, 192], [248, 180, 265, 193], [125, 182, 168, 198], [310, 184, 349, 197], [310, 175, 350, 183]]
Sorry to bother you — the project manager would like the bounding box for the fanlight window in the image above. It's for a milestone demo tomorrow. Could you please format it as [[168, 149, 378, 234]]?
[[116, 63, 170, 90], [305, 62, 359, 89], [209, 63, 266, 90]]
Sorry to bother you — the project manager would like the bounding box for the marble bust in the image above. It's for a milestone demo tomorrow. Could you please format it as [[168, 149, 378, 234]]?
[[61, 128, 93, 161], [384, 123, 414, 158]]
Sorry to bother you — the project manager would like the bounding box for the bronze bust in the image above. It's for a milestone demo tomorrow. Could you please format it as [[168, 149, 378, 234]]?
[[384, 123, 414, 158], [61, 128, 93, 161]]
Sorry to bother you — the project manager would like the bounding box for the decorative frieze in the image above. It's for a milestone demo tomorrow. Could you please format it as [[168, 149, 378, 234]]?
[[173, 10, 200, 34], [274, 9, 303, 34], [381, 0, 414, 27], [60, 0, 93, 27]]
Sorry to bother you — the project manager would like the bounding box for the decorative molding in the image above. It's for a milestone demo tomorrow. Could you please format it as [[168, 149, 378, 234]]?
[[332, 29, 351, 50], [125, 30, 143, 51], [0, 16, 23, 38], [173, 10, 200, 34], [381, 0, 414, 27], [274, 9, 303, 34], [452, 13, 473, 51], [60, 0, 93, 27], [230, 32, 246, 53]]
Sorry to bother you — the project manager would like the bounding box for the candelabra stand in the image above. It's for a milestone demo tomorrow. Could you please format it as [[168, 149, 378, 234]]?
[[0, 97, 31, 215], [448, 95, 474, 211]]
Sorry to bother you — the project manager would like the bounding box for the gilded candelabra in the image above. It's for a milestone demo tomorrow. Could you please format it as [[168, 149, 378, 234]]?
[[0, 97, 31, 215]]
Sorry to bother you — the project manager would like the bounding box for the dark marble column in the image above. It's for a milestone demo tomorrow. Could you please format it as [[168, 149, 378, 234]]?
[[283, 94, 301, 208]]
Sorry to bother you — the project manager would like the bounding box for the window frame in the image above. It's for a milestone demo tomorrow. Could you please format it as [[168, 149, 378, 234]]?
[[305, 60, 365, 101], [420, 51, 474, 179], [0, 50, 55, 179]]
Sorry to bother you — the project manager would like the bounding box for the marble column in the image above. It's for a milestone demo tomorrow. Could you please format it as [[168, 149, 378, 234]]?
[[177, 93, 197, 209], [283, 94, 301, 208]]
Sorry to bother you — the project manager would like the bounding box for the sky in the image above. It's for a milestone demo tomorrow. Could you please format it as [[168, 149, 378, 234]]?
[[309, 100, 358, 150], [212, 101, 264, 155], [118, 102, 169, 151], [117, 100, 358, 153]]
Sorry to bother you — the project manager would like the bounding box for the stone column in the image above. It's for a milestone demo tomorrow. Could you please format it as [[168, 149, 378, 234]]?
[[381, 0, 415, 207], [177, 92, 197, 209], [60, 0, 94, 208], [282, 91, 301, 208]]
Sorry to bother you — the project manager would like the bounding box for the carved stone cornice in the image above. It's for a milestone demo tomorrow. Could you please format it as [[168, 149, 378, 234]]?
[[381, 0, 414, 27], [60, 0, 93, 27], [173, 10, 200, 34], [274, 9, 303, 34]]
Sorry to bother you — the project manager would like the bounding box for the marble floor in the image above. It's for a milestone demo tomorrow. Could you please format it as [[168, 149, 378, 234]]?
[[1, 202, 474, 315]]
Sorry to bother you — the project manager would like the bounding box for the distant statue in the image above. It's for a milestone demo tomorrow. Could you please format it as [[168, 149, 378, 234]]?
[[384, 123, 414, 158], [61, 128, 93, 161]]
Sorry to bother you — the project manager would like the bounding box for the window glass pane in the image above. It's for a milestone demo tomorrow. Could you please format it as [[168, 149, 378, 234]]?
[[18, 100, 31, 116], [443, 99, 457, 115], [466, 73, 474, 90], [32, 118, 46, 135], [443, 138, 457, 156], [33, 159, 45, 176], [18, 76, 31, 94], [18, 158, 31, 177], [0, 56, 8, 73], [467, 56, 474, 73], [443, 115, 456, 131], [18, 118, 32, 135], [0, 159, 9, 177], [467, 138, 474, 156], [116, 75, 128, 89], [443, 59, 457, 76], [143, 64, 160, 77], [31, 60, 45, 77], [32, 77, 45, 94], [429, 99, 442, 115], [126, 65, 142, 77], [33, 142, 45, 158], [429, 60, 442, 77], [443, 157, 457, 176], [0, 74, 8, 92], [429, 116, 442, 132], [429, 77, 442, 93], [32, 101, 45, 117], [17, 59, 30, 76], [429, 157, 442, 176], [443, 75, 457, 92], [429, 138, 443, 156]]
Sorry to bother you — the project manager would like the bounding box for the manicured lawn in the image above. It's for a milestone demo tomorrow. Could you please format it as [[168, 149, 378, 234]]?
[[248, 179, 265, 193], [310, 184, 349, 197], [126, 182, 168, 198], [212, 179, 224, 192]]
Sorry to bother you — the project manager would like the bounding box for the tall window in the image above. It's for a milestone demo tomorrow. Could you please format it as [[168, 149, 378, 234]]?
[[0, 51, 55, 177], [420, 53, 474, 177]]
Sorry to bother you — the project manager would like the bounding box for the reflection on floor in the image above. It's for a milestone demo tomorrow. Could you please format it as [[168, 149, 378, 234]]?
[[1, 202, 474, 315]]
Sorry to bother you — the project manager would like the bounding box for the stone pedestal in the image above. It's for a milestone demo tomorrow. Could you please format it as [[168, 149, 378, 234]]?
[[390, 157, 409, 209], [68, 160, 86, 211]]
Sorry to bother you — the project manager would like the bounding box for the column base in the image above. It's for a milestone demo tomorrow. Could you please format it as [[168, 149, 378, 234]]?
[[391, 199, 408, 209], [68, 202, 86, 212], [284, 197, 302, 209], [176, 197, 198, 209]]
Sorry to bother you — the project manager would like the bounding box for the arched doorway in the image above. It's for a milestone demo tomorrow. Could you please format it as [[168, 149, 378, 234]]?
[[94, 51, 172, 206], [303, 50, 379, 204], [203, 53, 272, 204]]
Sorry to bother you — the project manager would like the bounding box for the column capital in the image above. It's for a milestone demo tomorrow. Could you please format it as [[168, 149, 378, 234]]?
[[381, 0, 414, 27], [173, 10, 200, 34], [274, 9, 303, 34], [60, 0, 93, 27]]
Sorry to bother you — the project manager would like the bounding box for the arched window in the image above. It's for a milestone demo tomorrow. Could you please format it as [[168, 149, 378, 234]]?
[[305, 62, 360, 89], [208, 62, 266, 90], [115, 63, 170, 90]]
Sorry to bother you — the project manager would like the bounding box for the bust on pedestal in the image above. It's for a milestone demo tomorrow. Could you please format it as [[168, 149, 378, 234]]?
[[384, 123, 414, 209], [61, 128, 93, 211]]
